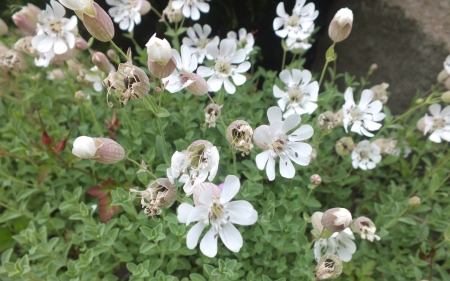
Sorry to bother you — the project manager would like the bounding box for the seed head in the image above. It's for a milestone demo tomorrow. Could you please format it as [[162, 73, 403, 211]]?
[[310, 174, 322, 185], [130, 178, 177, 217], [315, 254, 343, 280], [204, 103, 223, 128], [226, 120, 254, 156], [335, 137, 355, 156]]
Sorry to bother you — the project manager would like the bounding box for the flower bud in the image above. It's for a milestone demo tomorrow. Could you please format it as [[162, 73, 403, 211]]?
[[139, 0, 151, 15], [204, 103, 223, 128], [226, 120, 254, 156], [437, 69, 449, 83], [0, 19, 8, 35], [253, 125, 270, 150], [321, 207, 352, 233], [311, 211, 324, 234], [146, 34, 172, 66], [81, 3, 114, 42], [193, 183, 222, 206], [130, 178, 177, 216], [352, 216, 380, 242], [42, 132, 52, 147], [72, 136, 125, 164], [75, 90, 86, 100], [75, 38, 89, 50], [335, 137, 355, 156], [315, 254, 343, 280], [59, 0, 96, 18], [147, 57, 176, 78], [12, 4, 41, 36], [328, 8, 353, 43], [162, 1, 183, 23], [445, 77, 450, 90], [370, 63, 378, 71], [371, 82, 389, 104], [103, 51, 150, 107], [47, 69, 66, 81], [107, 49, 117, 60], [310, 174, 321, 185], [92, 52, 115, 74], [441, 91, 450, 103], [186, 74, 208, 96], [318, 111, 335, 130], [409, 196, 421, 206], [416, 116, 426, 132]]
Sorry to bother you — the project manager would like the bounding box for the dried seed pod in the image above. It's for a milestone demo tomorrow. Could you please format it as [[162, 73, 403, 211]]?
[[370, 82, 389, 104], [0, 50, 27, 73], [226, 120, 254, 156], [204, 103, 223, 128], [103, 50, 150, 107], [315, 254, 343, 280], [130, 178, 177, 217], [321, 208, 352, 233], [14, 36, 38, 57], [335, 137, 355, 156], [318, 111, 335, 130], [310, 174, 322, 185], [352, 216, 380, 242]]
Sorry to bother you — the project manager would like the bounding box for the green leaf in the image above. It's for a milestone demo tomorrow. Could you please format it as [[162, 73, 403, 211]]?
[[398, 217, 416, 225], [156, 107, 171, 118], [190, 273, 206, 281]]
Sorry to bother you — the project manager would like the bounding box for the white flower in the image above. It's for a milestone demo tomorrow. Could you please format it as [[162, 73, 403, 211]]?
[[177, 175, 258, 258], [342, 88, 386, 137], [72, 136, 97, 158], [58, 0, 96, 17], [273, 68, 318, 118], [197, 39, 251, 94], [32, 0, 78, 67], [227, 28, 255, 56], [171, 0, 210, 21], [314, 228, 356, 263], [423, 104, 450, 143], [167, 140, 219, 196], [85, 66, 104, 92], [285, 23, 313, 50], [353, 216, 380, 242], [253, 107, 313, 181], [146, 33, 172, 66], [182, 24, 219, 64], [106, 0, 142, 32], [444, 55, 450, 75], [351, 140, 381, 170], [273, 0, 318, 39], [162, 45, 198, 93], [72, 136, 125, 164], [333, 8, 353, 28]]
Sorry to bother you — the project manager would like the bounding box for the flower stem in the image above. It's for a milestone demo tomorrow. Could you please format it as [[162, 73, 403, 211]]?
[[125, 157, 157, 179], [281, 48, 287, 70], [232, 152, 237, 175], [156, 116, 169, 165], [318, 43, 336, 90], [109, 40, 128, 62]]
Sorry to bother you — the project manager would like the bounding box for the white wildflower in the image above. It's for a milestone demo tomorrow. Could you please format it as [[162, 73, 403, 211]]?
[[351, 140, 381, 170]]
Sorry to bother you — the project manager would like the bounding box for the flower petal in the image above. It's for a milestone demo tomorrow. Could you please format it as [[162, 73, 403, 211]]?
[[220, 175, 240, 204], [266, 156, 276, 181], [255, 150, 271, 170], [288, 124, 314, 141], [177, 203, 194, 223], [219, 223, 243, 252], [186, 221, 207, 249], [200, 228, 218, 257], [186, 205, 209, 225], [267, 106, 282, 124], [279, 154, 295, 178], [281, 114, 300, 134], [226, 201, 258, 225]]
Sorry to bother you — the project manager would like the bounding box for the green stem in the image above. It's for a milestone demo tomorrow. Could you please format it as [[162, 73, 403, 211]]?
[[298, 188, 314, 216], [151, 7, 170, 29], [125, 157, 157, 179], [0, 201, 33, 219], [87, 104, 103, 136], [232, 153, 237, 175], [318, 43, 336, 89], [281, 48, 287, 70], [109, 40, 128, 61], [0, 170, 33, 187], [156, 116, 169, 164]]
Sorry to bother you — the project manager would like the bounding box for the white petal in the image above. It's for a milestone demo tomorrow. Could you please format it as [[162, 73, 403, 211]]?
[[219, 223, 243, 252], [273, 85, 286, 98], [288, 125, 314, 141], [231, 73, 246, 85], [429, 104, 442, 117], [229, 49, 246, 64], [226, 201, 257, 225], [186, 221, 207, 249], [291, 69, 302, 85], [235, 61, 251, 73], [197, 66, 213, 77], [255, 150, 271, 170], [279, 69, 292, 85], [196, 2, 210, 13], [200, 228, 218, 258], [281, 114, 301, 134], [177, 203, 194, 223], [223, 78, 236, 94], [220, 175, 240, 204], [190, 5, 200, 20], [267, 106, 282, 124], [219, 39, 236, 58], [266, 156, 276, 181], [208, 77, 224, 92], [53, 37, 68, 54], [279, 154, 295, 178], [171, 0, 184, 9], [186, 205, 209, 225], [359, 89, 374, 108]]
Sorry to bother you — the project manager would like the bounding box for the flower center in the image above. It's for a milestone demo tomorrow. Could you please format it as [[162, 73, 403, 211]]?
[[288, 87, 304, 103], [197, 38, 208, 49], [214, 59, 231, 76], [48, 21, 62, 33], [359, 149, 370, 159], [270, 135, 288, 154], [287, 14, 300, 27], [208, 201, 229, 233], [433, 118, 445, 130], [349, 107, 362, 120]]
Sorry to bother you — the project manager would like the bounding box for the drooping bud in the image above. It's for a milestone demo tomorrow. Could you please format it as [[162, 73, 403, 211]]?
[[318, 111, 335, 130], [186, 74, 208, 96], [0, 19, 8, 35], [103, 50, 150, 107], [92, 52, 115, 74], [310, 174, 322, 185], [409, 196, 421, 206], [226, 120, 254, 156], [321, 207, 352, 233], [193, 183, 222, 206], [315, 254, 343, 280], [148, 56, 176, 78], [441, 91, 450, 103], [139, 0, 151, 15], [72, 136, 125, 164], [311, 211, 324, 234], [129, 178, 177, 216], [12, 4, 41, 36], [0, 50, 27, 73], [328, 8, 353, 43], [75, 38, 89, 50], [80, 3, 114, 42], [335, 136, 355, 156], [107, 49, 118, 60], [204, 103, 223, 128], [146, 34, 172, 66], [352, 216, 380, 242], [370, 82, 389, 104], [416, 116, 426, 132]]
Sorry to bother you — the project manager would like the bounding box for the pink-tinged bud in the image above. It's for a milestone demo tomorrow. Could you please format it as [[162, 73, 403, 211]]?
[[75, 90, 87, 100], [72, 136, 125, 164], [253, 125, 270, 149], [186, 74, 208, 96], [92, 52, 114, 74], [56, 139, 68, 152], [193, 183, 222, 206], [0, 19, 8, 35], [107, 49, 117, 60], [437, 69, 449, 83], [321, 207, 352, 233], [147, 56, 176, 78], [311, 211, 324, 233], [416, 117, 426, 132], [139, 0, 151, 15], [75, 38, 89, 50], [146, 34, 172, 66], [310, 174, 322, 185], [328, 8, 353, 43], [352, 216, 380, 242], [81, 3, 115, 42], [42, 132, 52, 147], [12, 4, 41, 36]]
